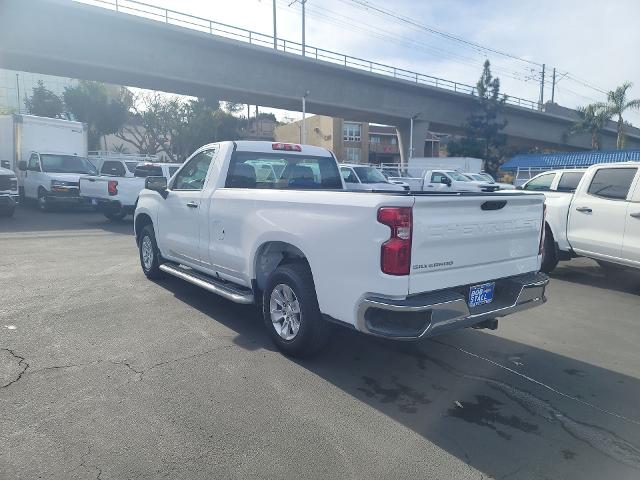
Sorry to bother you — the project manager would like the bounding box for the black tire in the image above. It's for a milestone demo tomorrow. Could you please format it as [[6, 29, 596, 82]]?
[[104, 209, 127, 221], [540, 227, 559, 273], [37, 188, 51, 212], [138, 224, 164, 279], [262, 262, 331, 358]]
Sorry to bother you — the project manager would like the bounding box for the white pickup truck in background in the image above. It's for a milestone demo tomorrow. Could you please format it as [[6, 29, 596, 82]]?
[[526, 164, 640, 273], [134, 141, 548, 357], [80, 162, 181, 220]]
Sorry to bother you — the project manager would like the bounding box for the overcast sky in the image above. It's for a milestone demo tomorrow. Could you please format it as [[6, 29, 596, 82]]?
[[92, 0, 640, 124]]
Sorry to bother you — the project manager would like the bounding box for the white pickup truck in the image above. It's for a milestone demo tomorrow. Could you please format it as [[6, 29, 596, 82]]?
[[134, 141, 548, 357], [80, 163, 181, 220], [0, 166, 19, 217], [528, 163, 640, 273]]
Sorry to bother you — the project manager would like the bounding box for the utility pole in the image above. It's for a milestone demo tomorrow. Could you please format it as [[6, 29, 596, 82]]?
[[272, 0, 277, 49], [551, 67, 556, 104], [15, 74, 20, 113], [539, 63, 546, 110]]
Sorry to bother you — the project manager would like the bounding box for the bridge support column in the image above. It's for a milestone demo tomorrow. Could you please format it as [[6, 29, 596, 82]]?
[[396, 119, 430, 166]]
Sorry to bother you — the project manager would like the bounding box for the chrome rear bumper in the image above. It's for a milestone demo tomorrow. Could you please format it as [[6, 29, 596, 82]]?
[[356, 272, 548, 339]]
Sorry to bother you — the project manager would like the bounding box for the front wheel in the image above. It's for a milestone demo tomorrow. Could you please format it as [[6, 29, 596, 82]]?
[[138, 224, 164, 279], [37, 189, 51, 212], [262, 263, 331, 358]]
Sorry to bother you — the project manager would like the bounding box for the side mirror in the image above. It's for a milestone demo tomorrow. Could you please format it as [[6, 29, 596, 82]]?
[[18, 161, 27, 172], [441, 177, 452, 187], [145, 176, 167, 192]]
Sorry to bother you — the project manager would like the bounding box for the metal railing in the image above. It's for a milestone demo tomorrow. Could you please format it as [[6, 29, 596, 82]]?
[[72, 0, 539, 111]]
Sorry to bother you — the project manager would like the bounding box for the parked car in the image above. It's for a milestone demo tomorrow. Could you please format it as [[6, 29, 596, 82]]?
[[378, 169, 411, 190], [134, 141, 548, 357], [529, 164, 640, 273], [17, 152, 97, 211], [340, 164, 407, 191], [464, 172, 516, 190], [420, 169, 499, 192], [0, 165, 19, 217], [80, 162, 181, 220]]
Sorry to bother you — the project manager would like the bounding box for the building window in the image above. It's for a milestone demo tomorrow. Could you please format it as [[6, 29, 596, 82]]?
[[343, 122, 361, 142], [390, 137, 397, 145], [344, 147, 361, 163], [370, 135, 380, 144]]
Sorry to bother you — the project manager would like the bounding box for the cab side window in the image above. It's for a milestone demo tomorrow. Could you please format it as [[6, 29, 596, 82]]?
[[431, 172, 448, 183], [28, 154, 40, 172], [524, 173, 554, 191], [172, 150, 215, 191]]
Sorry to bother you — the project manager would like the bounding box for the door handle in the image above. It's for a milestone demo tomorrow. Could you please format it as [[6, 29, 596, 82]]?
[[630, 212, 640, 219], [186, 202, 198, 208], [576, 207, 592, 213]]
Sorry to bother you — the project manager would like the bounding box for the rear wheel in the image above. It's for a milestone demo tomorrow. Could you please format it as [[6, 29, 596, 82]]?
[[540, 227, 558, 273], [104, 209, 127, 221], [138, 224, 164, 279], [262, 262, 331, 358]]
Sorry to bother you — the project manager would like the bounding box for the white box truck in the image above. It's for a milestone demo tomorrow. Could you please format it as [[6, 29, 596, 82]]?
[[0, 114, 91, 210]]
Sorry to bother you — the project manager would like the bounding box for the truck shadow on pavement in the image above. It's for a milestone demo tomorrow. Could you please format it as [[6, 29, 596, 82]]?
[[1, 205, 134, 236], [552, 259, 640, 294], [157, 276, 640, 480]]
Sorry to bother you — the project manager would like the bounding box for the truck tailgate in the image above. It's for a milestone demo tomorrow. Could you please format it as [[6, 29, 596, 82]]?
[[409, 193, 544, 294], [79, 176, 110, 199]]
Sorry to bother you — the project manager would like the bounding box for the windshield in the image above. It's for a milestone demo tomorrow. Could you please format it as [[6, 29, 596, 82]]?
[[353, 166, 388, 183], [448, 171, 471, 181], [477, 173, 496, 183], [40, 154, 97, 174]]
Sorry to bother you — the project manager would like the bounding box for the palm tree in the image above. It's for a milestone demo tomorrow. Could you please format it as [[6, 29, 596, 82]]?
[[605, 81, 640, 149], [570, 103, 611, 150]]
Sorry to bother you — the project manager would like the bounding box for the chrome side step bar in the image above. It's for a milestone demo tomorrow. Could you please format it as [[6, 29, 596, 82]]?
[[159, 263, 254, 304]]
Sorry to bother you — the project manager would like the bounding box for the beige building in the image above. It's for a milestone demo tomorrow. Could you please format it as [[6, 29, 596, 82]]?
[[274, 115, 369, 163], [275, 115, 441, 164]]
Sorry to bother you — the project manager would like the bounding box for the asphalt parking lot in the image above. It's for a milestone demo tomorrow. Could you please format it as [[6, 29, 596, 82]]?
[[1, 206, 640, 480]]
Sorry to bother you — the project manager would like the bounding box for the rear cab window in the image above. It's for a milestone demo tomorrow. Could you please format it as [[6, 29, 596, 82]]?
[[100, 161, 126, 177], [134, 165, 164, 178], [587, 167, 638, 200], [226, 152, 342, 190]]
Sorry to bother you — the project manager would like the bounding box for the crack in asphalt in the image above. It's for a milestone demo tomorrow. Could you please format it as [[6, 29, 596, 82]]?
[[401, 343, 640, 471], [435, 340, 640, 426], [1, 348, 29, 388], [111, 344, 233, 381]]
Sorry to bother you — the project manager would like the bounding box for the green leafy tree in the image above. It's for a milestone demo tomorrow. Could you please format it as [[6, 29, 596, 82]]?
[[569, 103, 611, 150], [447, 60, 508, 175], [24, 80, 64, 118], [604, 81, 640, 148], [63, 81, 129, 150]]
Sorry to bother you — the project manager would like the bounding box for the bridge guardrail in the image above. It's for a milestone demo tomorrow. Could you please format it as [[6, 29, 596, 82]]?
[[74, 0, 539, 111]]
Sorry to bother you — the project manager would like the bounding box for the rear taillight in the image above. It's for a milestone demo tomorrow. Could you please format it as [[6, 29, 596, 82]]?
[[108, 180, 118, 196], [539, 203, 547, 255], [377, 207, 412, 275]]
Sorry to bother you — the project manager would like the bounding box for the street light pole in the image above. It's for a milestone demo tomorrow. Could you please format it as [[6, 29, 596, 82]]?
[[272, 0, 277, 49], [301, 0, 307, 56], [301, 90, 309, 144]]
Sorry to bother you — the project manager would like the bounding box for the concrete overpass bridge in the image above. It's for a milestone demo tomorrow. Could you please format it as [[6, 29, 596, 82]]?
[[2, 0, 639, 161]]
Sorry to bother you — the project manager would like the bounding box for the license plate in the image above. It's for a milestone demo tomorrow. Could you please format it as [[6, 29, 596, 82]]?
[[91, 198, 98, 205], [469, 282, 495, 308]]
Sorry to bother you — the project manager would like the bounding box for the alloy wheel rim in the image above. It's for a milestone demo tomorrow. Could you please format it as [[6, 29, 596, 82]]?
[[141, 236, 153, 270], [270, 284, 301, 341]]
